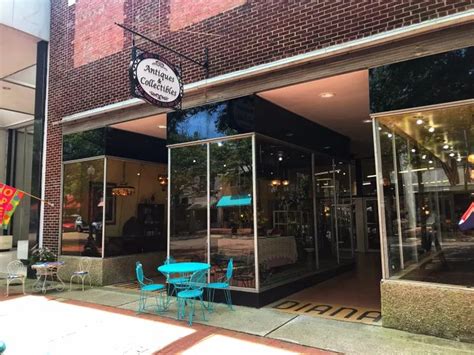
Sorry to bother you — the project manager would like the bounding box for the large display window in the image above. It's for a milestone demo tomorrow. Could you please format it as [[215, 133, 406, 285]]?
[[168, 133, 355, 291], [374, 102, 473, 286], [61, 157, 167, 258]]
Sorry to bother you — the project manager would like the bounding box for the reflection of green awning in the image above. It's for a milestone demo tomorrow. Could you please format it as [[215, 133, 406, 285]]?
[[216, 195, 252, 207]]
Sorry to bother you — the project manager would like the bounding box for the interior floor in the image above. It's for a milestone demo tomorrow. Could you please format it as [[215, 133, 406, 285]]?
[[268, 252, 382, 325]]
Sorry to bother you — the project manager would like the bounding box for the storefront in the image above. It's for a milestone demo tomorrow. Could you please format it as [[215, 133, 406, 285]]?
[[166, 96, 354, 305], [49, 4, 473, 341]]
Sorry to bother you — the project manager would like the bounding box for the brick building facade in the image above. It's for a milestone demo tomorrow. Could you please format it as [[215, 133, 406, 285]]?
[[44, 0, 473, 252]]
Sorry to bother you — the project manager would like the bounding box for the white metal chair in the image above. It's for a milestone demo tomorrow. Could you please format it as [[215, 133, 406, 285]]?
[[69, 257, 92, 291], [6, 260, 26, 296]]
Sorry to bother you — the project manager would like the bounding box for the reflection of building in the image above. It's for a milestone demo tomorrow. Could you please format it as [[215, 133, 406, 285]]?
[[0, 0, 49, 254], [43, 1, 473, 343]]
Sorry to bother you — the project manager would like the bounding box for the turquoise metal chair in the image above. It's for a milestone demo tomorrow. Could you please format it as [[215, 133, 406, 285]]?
[[207, 258, 234, 311], [176, 269, 207, 326], [163, 256, 189, 298], [135, 262, 166, 313]]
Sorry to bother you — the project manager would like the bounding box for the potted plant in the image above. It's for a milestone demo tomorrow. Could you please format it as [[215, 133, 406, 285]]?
[[29, 246, 57, 264], [27, 246, 57, 278]]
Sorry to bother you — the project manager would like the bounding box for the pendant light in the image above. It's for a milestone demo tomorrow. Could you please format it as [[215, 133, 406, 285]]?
[[112, 162, 135, 196]]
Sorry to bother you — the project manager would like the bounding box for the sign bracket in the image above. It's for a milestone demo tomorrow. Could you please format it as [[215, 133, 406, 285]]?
[[116, 22, 209, 78]]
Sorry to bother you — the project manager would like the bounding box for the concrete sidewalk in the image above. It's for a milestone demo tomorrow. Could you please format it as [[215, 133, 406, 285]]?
[[9, 284, 470, 355]]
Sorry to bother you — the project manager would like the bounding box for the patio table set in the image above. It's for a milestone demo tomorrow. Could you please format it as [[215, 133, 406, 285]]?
[[136, 258, 234, 325]]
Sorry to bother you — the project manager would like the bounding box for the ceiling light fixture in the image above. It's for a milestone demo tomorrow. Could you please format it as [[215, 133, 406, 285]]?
[[449, 152, 455, 157], [362, 119, 372, 123], [443, 144, 449, 150], [416, 119, 424, 125], [428, 127, 435, 133], [387, 133, 393, 138], [319, 92, 335, 98], [112, 162, 135, 197], [421, 155, 427, 159], [158, 125, 167, 129], [411, 148, 416, 153]]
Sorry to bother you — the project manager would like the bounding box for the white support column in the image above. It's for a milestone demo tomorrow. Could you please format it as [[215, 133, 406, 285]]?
[[372, 119, 390, 279]]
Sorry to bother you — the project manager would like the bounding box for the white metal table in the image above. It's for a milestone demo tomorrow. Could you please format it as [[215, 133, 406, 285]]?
[[31, 261, 66, 294]]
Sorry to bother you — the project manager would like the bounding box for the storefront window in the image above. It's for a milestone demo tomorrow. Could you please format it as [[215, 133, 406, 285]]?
[[10, 126, 34, 245], [256, 137, 315, 288], [169, 144, 208, 263], [210, 138, 255, 287], [104, 159, 167, 257], [376, 103, 473, 286], [61, 158, 104, 257]]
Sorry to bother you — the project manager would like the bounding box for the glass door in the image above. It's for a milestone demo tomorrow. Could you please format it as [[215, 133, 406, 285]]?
[[314, 155, 339, 267]]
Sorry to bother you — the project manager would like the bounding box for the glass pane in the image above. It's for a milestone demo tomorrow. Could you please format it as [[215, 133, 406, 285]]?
[[334, 162, 354, 257], [169, 144, 208, 262], [210, 138, 255, 288], [314, 155, 338, 268], [167, 98, 255, 144], [11, 127, 34, 245], [61, 159, 104, 257], [365, 199, 380, 250], [378, 124, 403, 274], [378, 103, 474, 286], [256, 137, 315, 288], [369, 47, 474, 113], [62, 129, 105, 161], [104, 159, 167, 257]]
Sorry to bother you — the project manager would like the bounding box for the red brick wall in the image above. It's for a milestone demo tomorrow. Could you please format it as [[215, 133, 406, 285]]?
[[74, 0, 125, 67], [44, 0, 473, 253], [169, 0, 247, 31]]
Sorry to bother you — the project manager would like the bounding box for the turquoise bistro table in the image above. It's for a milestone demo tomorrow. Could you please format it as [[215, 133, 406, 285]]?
[[158, 262, 210, 275]]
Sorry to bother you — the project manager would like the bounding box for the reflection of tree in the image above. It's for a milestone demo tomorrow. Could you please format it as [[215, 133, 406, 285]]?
[[63, 129, 105, 160], [210, 139, 252, 194], [171, 145, 207, 200], [370, 48, 474, 112], [168, 102, 244, 144], [63, 160, 103, 219]]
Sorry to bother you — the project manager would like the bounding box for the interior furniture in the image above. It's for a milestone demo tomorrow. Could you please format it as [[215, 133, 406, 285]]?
[[69, 257, 92, 291], [135, 261, 167, 313], [137, 203, 165, 249], [258, 236, 298, 268], [6, 260, 26, 296]]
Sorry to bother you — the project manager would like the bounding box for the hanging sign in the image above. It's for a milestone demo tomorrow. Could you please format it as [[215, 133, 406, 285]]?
[[129, 51, 183, 109]]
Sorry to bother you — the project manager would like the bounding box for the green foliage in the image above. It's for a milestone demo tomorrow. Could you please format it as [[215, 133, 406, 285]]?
[[29, 247, 57, 265]]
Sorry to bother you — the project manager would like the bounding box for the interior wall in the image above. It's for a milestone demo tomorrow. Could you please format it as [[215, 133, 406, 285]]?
[[105, 159, 167, 237]]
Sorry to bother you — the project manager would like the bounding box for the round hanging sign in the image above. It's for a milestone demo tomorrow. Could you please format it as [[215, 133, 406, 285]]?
[[129, 52, 183, 108]]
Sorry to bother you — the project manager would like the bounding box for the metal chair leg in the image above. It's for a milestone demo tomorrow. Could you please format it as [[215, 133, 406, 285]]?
[[225, 289, 233, 310]]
